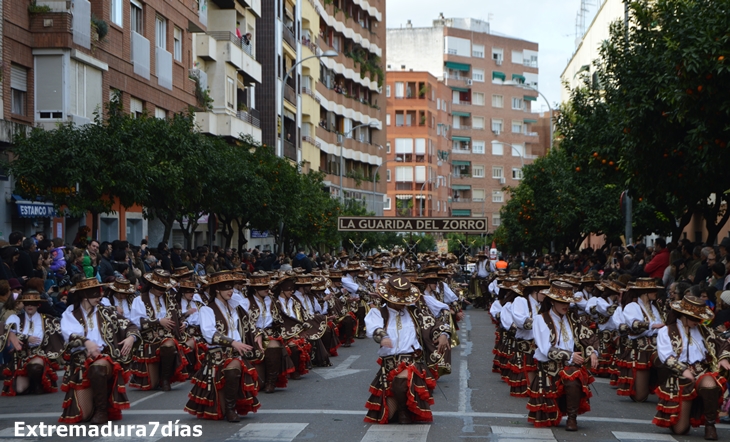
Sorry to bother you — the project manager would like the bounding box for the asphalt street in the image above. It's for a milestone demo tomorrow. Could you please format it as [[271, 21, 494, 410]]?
[[0, 307, 728, 441]]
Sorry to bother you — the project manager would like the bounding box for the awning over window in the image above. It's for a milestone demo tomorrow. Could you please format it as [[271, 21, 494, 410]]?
[[492, 71, 506, 81], [395, 195, 412, 200], [523, 118, 538, 124], [512, 74, 526, 82], [524, 95, 537, 101], [449, 86, 470, 93], [452, 184, 471, 190], [452, 136, 471, 142], [452, 111, 471, 117], [445, 61, 471, 72], [452, 209, 472, 216], [452, 160, 471, 166]]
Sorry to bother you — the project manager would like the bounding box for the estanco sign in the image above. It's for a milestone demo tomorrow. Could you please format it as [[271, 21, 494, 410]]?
[[338, 217, 488, 233]]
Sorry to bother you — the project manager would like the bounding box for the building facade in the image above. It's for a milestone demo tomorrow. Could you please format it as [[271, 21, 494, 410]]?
[[384, 71, 451, 218], [387, 16, 543, 231]]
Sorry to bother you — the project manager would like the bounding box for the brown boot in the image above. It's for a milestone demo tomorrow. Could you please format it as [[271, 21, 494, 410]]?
[[26, 363, 44, 395], [223, 369, 241, 422], [159, 346, 177, 391], [264, 348, 281, 394], [392, 378, 412, 424], [699, 387, 720, 440], [88, 365, 109, 424], [563, 380, 581, 432]]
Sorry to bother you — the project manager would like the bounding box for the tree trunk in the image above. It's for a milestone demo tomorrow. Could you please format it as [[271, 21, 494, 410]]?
[[704, 193, 730, 246], [176, 217, 199, 250], [671, 209, 694, 243], [160, 215, 174, 244], [236, 219, 248, 252], [91, 211, 99, 241]]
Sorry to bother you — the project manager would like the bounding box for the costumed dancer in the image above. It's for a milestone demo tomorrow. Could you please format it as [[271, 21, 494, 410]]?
[[469, 252, 490, 308], [129, 269, 188, 391], [364, 276, 451, 424], [653, 295, 730, 440], [327, 270, 357, 347], [2, 290, 64, 396], [342, 262, 372, 339], [177, 279, 205, 376], [616, 278, 665, 402], [101, 278, 136, 318], [273, 274, 314, 380], [490, 272, 507, 373], [527, 281, 599, 431], [309, 276, 342, 357], [293, 274, 332, 367], [508, 276, 549, 397], [498, 278, 521, 384], [184, 271, 260, 422], [585, 280, 621, 377], [58, 278, 140, 424]]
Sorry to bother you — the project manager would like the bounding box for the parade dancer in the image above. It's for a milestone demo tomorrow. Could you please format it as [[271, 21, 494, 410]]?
[[185, 272, 260, 422], [59, 278, 140, 424], [327, 270, 357, 347], [527, 281, 599, 431], [101, 278, 136, 318]]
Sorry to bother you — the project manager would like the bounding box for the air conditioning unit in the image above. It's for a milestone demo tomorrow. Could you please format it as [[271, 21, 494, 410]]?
[[496, 59, 503, 66], [493, 129, 501, 136], [466, 79, 473, 85], [499, 177, 506, 184]]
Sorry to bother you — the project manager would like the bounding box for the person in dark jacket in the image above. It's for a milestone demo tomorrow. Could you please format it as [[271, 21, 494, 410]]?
[[14, 238, 36, 281], [170, 243, 184, 269], [97, 241, 115, 281], [292, 248, 313, 273], [157, 242, 172, 272]]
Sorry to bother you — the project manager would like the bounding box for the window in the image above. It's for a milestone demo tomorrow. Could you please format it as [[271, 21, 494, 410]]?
[[492, 142, 504, 155], [386, 85, 391, 97], [226, 77, 235, 108], [111, 0, 123, 26], [395, 82, 404, 98], [130, 97, 143, 118], [473, 140, 485, 154], [386, 141, 391, 153], [472, 92, 485, 106], [512, 120, 523, 134], [386, 169, 391, 181], [415, 166, 426, 183], [395, 138, 414, 154], [395, 113, 404, 126], [512, 50, 523, 64], [472, 68, 484, 82], [492, 214, 501, 227], [11, 64, 27, 116], [395, 166, 414, 182], [386, 114, 391, 126], [492, 94, 503, 108], [491, 119, 503, 134], [512, 97, 524, 110], [472, 44, 485, 58], [473, 117, 484, 129], [131, 1, 143, 33], [512, 168, 523, 180], [384, 197, 391, 211], [512, 143, 525, 157], [155, 107, 166, 119], [155, 16, 167, 48], [493, 190, 504, 203], [473, 189, 485, 202], [173, 27, 182, 61], [68, 60, 103, 120], [492, 166, 503, 179], [473, 165, 485, 178], [492, 48, 503, 63]]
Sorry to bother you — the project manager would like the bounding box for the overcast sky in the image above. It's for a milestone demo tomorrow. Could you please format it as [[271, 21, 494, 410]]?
[[386, 0, 593, 111]]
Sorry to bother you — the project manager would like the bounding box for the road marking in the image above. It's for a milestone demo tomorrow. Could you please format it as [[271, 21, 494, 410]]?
[[360, 424, 430, 442], [130, 391, 165, 407], [227, 423, 308, 442], [612, 432, 677, 441], [312, 355, 367, 380], [0, 426, 38, 441], [491, 426, 556, 442]]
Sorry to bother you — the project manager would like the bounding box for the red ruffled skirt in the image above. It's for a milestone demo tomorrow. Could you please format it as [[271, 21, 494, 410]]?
[[527, 362, 594, 428]]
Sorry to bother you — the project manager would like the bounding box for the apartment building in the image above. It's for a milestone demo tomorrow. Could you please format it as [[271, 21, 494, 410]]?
[[387, 17, 544, 230], [1, 0, 206, 242], [384, 71, 451, 218]]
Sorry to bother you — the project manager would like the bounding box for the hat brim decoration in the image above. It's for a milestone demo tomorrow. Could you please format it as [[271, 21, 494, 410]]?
[[541, 281, 580, 304], [18, 290, 43, 303], [108, 278, 136, 294], [670, 295, 714, 321], [376, 276, 421, 305], [143, 271, 177, 289], [69, 277, 105, 295], [420, 272, 443, 283], [311, 277, 332, 291], [206, 271, 245, 288]]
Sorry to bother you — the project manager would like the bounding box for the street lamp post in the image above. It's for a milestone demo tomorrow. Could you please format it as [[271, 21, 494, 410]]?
[[339, 122, 377, 203], [278, 50, 338, 158], [503, 80, 553, 151], [499, 141, 526, 168]]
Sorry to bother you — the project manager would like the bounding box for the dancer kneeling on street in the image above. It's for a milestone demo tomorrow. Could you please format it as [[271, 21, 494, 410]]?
[[364, 276, 451, 424], [653, 295, 730, 440], [527, 281, 599, 431]]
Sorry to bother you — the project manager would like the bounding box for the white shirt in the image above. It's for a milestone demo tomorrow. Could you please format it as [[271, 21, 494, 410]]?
[[341, 274, 360, 296], [199, 298, 242, 346], [534, 309, 575, 363], [130, 293, 168, 328], [294, 291, 317, 316], [623, 300, 662, 338], [101, 296, 133, 318], [476, 260, 489, 278], [6, 313, 44, 347], [365, 306, 421, 357], [278, 296, 297, 318], [180, 295, 202, 326], [60, 305, 105, 350], [657, 323, 707, 365], [488, 279, 499, 296], [512, 295, 540, 340], [421, 294, 450, 318], [489, 300, 503, 321], [440, 282, 460, 304], [609, 305, 625, 331], [500, 301, 514, 331], [589, 297, 615, 331], [572, 291, 588, 312]]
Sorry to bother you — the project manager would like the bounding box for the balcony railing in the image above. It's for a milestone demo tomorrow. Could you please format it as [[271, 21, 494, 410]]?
[[156, 47, 173, 90], [453, 125, 471, 130], [301, 37, 317, 52], [208, 31, 256, 59], [237, 109, 261, 128], [284, 84, 297, 104], [284, 140, 297, 160], [395, 182, 413, 191], [526, 131, 538, 137], [283, 26, 296, 49], [302, 86, 315, 98], [188, 68, 208, 90], [302, 135, 321, 148], [452, 148, 471, 154], [131, 31, 150, 80], [454, 100, 471, 106], [451, 198, 472, 204]]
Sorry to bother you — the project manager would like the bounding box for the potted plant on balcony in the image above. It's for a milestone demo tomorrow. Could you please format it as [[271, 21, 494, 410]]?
[[91, 15, 108, 42], [28, 1, 51, 14]]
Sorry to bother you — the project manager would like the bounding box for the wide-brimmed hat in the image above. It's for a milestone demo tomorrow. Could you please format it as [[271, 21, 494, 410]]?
[[509, 269, 522, 278], [541, 281, 580, 304], [144, 269, 177, 289], [248, 271, 272, 288], [107, 278, 136, 295], [376, 276, 421, 305], [206, 271, 244, 289], [599, 280, 625, 294], [476, 251, 488, 259], [371, 259, 385, 269], [523, 276, 550, 288], [178, 280, 198, 291], [173, 266, 194, 279], [627, 277, 664, 292], [272, 274, 296, 292], [437, 268, 453, 277], [310, 276, 331, 291], [671, 295, 714, 321], [344, 261, 362, 273], [18, 290, 42, 303], [69, 277, 105, 296], [294, 274, 314, 286], [498, 277, 522, 296], [581, 274, 599, 285], [420, 272, 443, 283], [327, 270, 343, 280]]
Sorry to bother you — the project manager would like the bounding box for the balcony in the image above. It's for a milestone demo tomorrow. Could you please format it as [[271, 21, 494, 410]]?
[[156, 47, 173, 90], [453, 125, 471, 131], [395, 182, 413, 191], [452, 148, 471, 154], [451, 198, 472, 204], [132, 31, 151, 80], [526, 131, 538, 137], [236, 109, 261, 128], [284, 84, 297, 105], [283, 26, 297, 50], [208, 31, 261, 84], [195, 110, 262, 141], [189, 68, 208, 90], [302, 135, 321, 148], [302, 37, 317, 53], [284, 140, 297, 160]]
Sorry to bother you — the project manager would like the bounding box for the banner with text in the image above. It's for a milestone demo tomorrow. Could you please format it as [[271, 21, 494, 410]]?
[[338, 217, 488, 233]]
